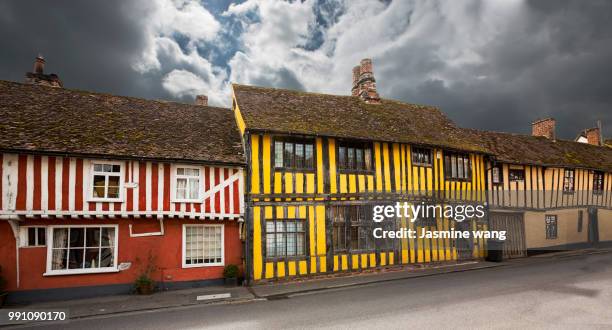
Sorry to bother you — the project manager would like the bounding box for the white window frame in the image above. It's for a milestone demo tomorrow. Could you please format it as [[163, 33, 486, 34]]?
[[171, 165, 204, 203], [44, 225, 119, 276], [88, 161, 124, 202], [19, 226, 47, 248], [182, 224, 224, 268]]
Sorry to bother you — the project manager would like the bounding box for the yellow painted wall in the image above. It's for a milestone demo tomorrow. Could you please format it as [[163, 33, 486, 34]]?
[[598, 209, 612, 242], [524, 209, 588, 249]]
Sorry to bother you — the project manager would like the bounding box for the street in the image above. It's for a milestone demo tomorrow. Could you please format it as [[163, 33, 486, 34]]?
[[17, 252, 612, 329]]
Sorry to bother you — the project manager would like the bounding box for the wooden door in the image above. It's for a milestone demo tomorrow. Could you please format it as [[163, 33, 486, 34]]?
[[489, 212, 526, 259]]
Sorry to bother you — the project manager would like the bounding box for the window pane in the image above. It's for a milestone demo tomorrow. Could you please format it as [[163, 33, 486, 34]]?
[[177, 168, 185, 175], [364, 148, 372, 170], [276, 233, 285, 256], [86, 228, 101, 247], [305, 144, 314, 168], [70, 228, 85, 247], [189, 178, 199, 199], [107, 187, 119, 198], [356, 148, 364, 170], [266, 233, 276, 257], [68, 248, 84, 269], [103, 164, 112, 172], [93, 175, 106, 198], [287, 233, 296, 256], [338, 147, 346, 169], [93, 164, 103, 172], [295, 144, 304, 168], [112, 165, 121, 173], [176, 178, 187, 199], [347, 148, 355, 169], [286, 221, 296, 232], [38, 228, 46, 246], [274, 141, 284, 168], [284, 143, 294, 168], [99, 248, 114, 267], [101, 228, 115, 247], [84, 248, 100, 268], [463, 158, 470, 178], [53, 228, 68, 248], [266, 221, 275, 233], [51, 249, 67, 270], [28, 227, 36, 246], [297, 233, 304, 255]]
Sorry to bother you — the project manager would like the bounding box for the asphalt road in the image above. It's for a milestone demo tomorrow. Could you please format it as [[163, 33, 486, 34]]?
[[17, 252, 612, 329]]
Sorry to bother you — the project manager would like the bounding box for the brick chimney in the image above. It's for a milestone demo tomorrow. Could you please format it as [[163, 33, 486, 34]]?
[[195, 95, 208, 106], [24, 55, 63, 88], [352, 58, 381, 104], [584, 128, 601, 146], [532, 118, 556, 140]]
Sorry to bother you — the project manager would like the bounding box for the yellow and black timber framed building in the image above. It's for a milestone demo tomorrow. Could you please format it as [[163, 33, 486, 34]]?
[[232, 60, 494, 282]]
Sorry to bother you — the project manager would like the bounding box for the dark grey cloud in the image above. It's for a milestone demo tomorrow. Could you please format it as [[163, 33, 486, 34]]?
[[381, 0, 612, 139], [0, 0, 175, 101], [0, 0, 611, 141]]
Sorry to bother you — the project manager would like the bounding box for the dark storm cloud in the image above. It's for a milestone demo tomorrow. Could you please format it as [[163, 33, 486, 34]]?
[[382, 0, 612, 139], [0, 0, 610, 140], [0, 0, 174, 100]]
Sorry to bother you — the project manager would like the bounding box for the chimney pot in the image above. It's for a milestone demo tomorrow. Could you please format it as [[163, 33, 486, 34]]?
[[531, 118, 556, 140], [195, 95, 208, 106], [34, 55, 45, 74]]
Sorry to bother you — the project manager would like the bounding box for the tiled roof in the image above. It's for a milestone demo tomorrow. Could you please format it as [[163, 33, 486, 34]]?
[[232, 84, 488, 153], [465, 129, 612, 172], [0, 80, 244, 165]]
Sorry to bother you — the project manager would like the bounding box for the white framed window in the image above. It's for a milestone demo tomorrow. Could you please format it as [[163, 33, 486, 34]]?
[[172, 166, 202, 202], [182, 224, 224, 267], [20, 227, 46, 247], [89, 162, 124, 202], [45, 225, 118, 276]]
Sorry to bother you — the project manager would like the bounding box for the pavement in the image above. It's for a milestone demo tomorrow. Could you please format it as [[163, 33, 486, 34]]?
[[3, 247, 611, 326]]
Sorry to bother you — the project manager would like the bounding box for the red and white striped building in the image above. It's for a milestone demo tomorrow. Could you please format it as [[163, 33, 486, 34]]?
[[0, 65, 245, 303]]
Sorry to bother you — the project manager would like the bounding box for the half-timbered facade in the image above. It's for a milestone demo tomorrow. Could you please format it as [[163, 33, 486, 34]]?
[[0, 79, 244, 302], [466, 123, 612, 257], [233, 59, 491, 283]]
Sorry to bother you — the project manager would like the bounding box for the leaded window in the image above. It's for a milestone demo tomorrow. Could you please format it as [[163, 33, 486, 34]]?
[[266, 219, 306, 258]]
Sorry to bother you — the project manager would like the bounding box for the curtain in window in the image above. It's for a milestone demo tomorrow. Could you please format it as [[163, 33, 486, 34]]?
[[52, 228, 68, 270]]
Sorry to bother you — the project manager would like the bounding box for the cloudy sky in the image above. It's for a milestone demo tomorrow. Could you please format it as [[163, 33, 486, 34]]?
[[0, 0, 610, 138]]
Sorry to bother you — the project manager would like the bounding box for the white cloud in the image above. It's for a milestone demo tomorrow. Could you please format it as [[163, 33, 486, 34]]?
[[132, 0, 228, 105], [133, 0, 527, 107]]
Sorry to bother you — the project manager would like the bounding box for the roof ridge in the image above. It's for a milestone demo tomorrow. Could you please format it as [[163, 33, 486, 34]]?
[[231, 82, 439, 110], [0, 79, 229, 110]]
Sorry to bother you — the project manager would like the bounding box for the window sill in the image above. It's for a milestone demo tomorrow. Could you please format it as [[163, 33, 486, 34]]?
[[43, 267, 119, 276], [182, 262, 224, 268]]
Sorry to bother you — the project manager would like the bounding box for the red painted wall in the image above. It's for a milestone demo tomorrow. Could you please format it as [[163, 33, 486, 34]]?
[[0, 222, 17, 291], [0, 219, 242, 292]]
